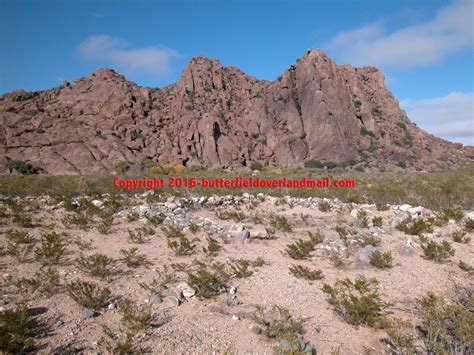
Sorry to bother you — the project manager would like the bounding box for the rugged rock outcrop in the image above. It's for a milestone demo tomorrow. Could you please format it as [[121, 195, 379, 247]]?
[[0, 50, 471, 174]]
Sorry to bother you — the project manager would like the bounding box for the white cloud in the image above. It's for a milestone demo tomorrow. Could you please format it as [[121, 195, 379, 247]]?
[[77, 35, 179, 77], [89, 12, 104, 18], [325, 1, 473, 68], [400, 92, 474, 145]]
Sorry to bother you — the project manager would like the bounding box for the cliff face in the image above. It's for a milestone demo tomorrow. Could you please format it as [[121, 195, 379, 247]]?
[[0, 50, 470, 174]]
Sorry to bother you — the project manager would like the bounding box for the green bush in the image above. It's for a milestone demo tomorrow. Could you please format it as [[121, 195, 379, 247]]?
[[67, 280, 111, 310], [370, 250, 393, 269], [322, 275, 390, 327], [289, 265, 323, 281], [34, 232, 64, 264], [76, 254, 116, 279], [422, 240, 455, 262], [0, 303, 35, 352]]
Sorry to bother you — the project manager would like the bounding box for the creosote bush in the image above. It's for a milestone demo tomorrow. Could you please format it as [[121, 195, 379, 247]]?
[[0, 303, 35, 353], [203, 236, 221, 256], [76, 253, 116, 279], [289, 265, 323, 281], [322, 275, 390, 327], [384, 317, 415, 353], [161, 225, 184, 239], [269, 214, 292, 232], [356, 210, 369, 228], [128, 229, 145, 244], [14, 268, 59, 295], [67, 280, 111, 310], [318, 201, 331, 212], [464, 218, 474, 232], [120, 248, 149, 268], [285, 230, 325, 259], [452, 230, 471, 244], [415, 291, 473, 353], [6, 243, 34, 263], [98, 215, 113, 234], [186, 262, 226, 299], [99, 326, 139, 355], [372, 216, 383, 228], [34, 232, 64, 264], [370, 250, 393, 269], [396, 216, 433, 236], [458, 260, 473, 272], [254, 305, 305, 350], [5, 229, 35, 244], [119, 300, 153, 333], [167, 236, 195, 256], [61, 211, 92, 230], [421, 240, 455, 262]]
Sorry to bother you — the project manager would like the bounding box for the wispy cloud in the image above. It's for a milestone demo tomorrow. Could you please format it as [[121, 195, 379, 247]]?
[[400, 92, 474, 145], [325, 1, 473, 68], [77, 35, 179, 77], [89, 12, 104, 18]]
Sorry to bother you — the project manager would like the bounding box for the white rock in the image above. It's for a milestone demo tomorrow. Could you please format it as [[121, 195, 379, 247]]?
[[399, 204, 412, 212], [91, 200, 103, 207]]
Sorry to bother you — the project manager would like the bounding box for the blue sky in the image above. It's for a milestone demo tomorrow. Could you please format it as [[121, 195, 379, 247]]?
[[1, 0, 472, 144]]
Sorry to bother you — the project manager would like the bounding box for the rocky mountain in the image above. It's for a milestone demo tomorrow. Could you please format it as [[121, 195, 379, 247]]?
[[0, 50, 471, 174]]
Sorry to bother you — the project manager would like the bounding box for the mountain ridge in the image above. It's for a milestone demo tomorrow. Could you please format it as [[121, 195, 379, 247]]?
[[1, 49, 471, 174]]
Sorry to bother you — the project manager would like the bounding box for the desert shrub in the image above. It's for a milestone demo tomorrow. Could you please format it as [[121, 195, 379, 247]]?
[[359, 234, 382, 247], [318, 201, 331, 212], [76, 254, 116, 279], [216, 210, 246, 222], [0, 303, 35, 353], [307, 230, 325, 244], [187, 267, 223, 299], [384, 317, 415, 353], [67, 280, 111, 310], [285, 239, 315, 260], [322, 275, 390, 327], [12, 215, 34, 228], [167, 236, 195, 256], [99, 326, 139, 354], [289, 265, 323, 281], [7, 159, 41, 175], [355, 210, 369, 228], [61, 211, 92, 230], [249, 161, 263, 171], [372, 216, 383, 228], [376, 203, 389, 211], [464, 218, 474, 232], [360, 126, 375, 138], [5, 229, 35, 244], [128, 229, 145, 244], [139, 265, 176, 292], [329, 252, 346, 268], [203, 236, 221, 256], [161, 225, 184, 239], [120, 248, 149, 268], [370, 250, 393, 269], [127, 212, 139, 222], [6, 243, 34, 263], [458, 260, 473, 272], [396, 216, 433, 236], [146, 213, 166, 226], [228, 258, 253, 278], [14, 268, 59, 295], [436, 208, 464, 224], [335, 225, 350, 239], [269, 214, 292, 232], [422, 240, 455, 261], [254, 305, 304, 346], [452, 230, 471, 244], [188, 222, 200, 233], [119, 300, 153, 333], [415, 291, 474, 353], [34, 232, 64, 264], [115, 161, 129, 174], [98, 215, 114, 234]]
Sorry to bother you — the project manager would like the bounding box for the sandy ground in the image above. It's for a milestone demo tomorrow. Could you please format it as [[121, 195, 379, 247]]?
[[0, 194, 472, 354]]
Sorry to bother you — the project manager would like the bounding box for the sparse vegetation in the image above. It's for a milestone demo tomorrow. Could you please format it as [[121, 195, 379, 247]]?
[[0, 303, 36, 353], [128, 229, 145, 244], [34, 232, 64, 264], [6, 243, 34, 263], [421, 240, 455, 261], [322, 275, 390, 327], [167, 236, 195, 256], [356, 209, 368, 228], [458, 260, 473, 272], [289, 265, 323, 281], [396, 216, 433, 236], [372, 216, 383, 228], [98, 215, 114, 234], [14, 268, 60, 295], [203, 236, 221, 256], [120, 248, 149, 268], [5, 229, 35, 244], [119, 300, 153, 333], [76, 253, 116, 279], [67, 280, 111, 310], [452, 230, 471, 243], [370, 250, 393, 269], [318, 201, 331, 212], [269, 213, 292, 232]]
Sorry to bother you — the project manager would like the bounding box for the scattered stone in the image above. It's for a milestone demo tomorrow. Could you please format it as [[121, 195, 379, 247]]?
[[150, 294, 162, 305], [359, 245, 377, 264], [80, 308, 95, 320], [177, 282, 195, 299], [234, 230, 249, 243]]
